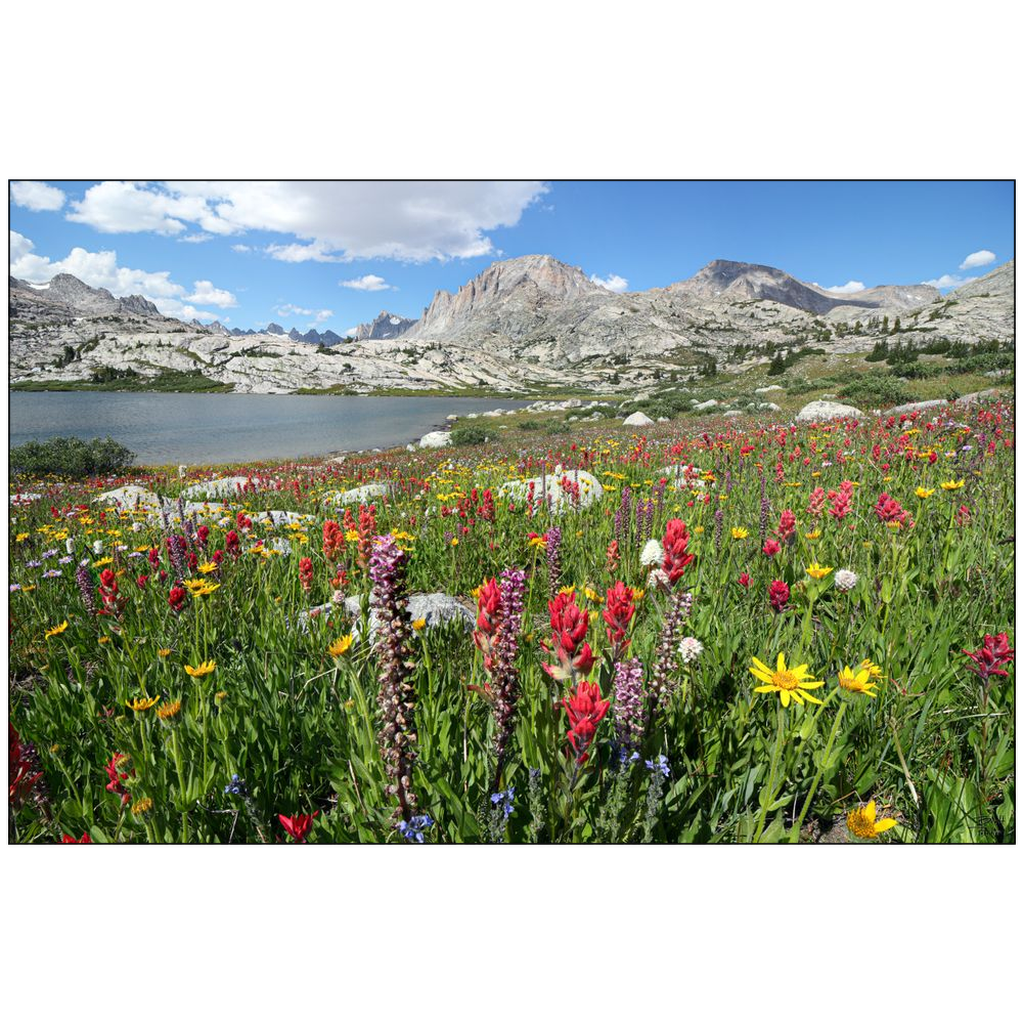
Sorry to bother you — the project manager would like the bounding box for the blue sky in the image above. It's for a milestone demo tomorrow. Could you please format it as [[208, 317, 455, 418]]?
[[9, 180, 1014, 334]]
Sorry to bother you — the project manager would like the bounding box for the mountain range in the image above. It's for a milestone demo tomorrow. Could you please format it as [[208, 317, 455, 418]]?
[[8, 254, 1014, 394]]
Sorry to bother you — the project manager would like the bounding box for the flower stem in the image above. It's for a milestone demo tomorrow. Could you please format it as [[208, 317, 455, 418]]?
[[791, 701, 846, 842], [753, 703, 786, 843]]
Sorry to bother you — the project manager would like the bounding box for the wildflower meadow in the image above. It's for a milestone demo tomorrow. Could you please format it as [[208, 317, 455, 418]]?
[[8, 401, 1015, 843]]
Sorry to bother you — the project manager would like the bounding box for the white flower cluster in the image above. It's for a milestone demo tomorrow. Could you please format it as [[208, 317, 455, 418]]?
[[834, 569, 859, 592], [640, 539, 664, 567], [678, 637, 704, 664]]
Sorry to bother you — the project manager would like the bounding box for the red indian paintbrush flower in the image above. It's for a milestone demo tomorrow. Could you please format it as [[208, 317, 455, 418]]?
[[225, 530, 241, 559], [472, 577, 503, 677], [299, 557, 314, 592], [963, 632, 1015, 684], [768, 579, 790, 613], [602, 580, 635, 658], [168, 586, 187, 613], [61, 833, 92, 843], [323, 519, 344, 560], [9, 724, 43, 809], [104, 753, 132, 806], [762, 539, 781, 557], [278, 811, 319, 842], [562, 679, 610, 764], [776, 509, 797, 545], [540, 591, 595, 682], [662, 519, 695, 585], [872, 493, 908, 525]]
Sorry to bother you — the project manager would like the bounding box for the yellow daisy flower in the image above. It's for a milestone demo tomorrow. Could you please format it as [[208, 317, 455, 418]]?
[[411, 618, 427, 631], [198, 562, 220, 574], [126, 695, 161, 712], [941, 479, 965, 490], [837, 665, 879, 699], [731, 527, 749, 540], [915, 487, 935, 499], [45, 620, 69, 639], [158, 648, 172, 658], [846, 800, 897, 839], [750, 653, 825, 708], [329, 635, 354, 658], [184, 660, 216, 677], [805, 563, 834, 580]]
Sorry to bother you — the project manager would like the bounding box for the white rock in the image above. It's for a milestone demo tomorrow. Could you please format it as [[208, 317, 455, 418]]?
[[693, 399, 719, 411], [419, 430, 452, 448], [623, 411, 655, 426], [795, 400, 863, 422], [755, 385, 784, 394], [297, 592, 475, 640], [324, 483, 389, 507], [499, 469, 604, 513], [182, 476, 258, 500], [93, 485, 161, 508], [723, 410, 743, 418]]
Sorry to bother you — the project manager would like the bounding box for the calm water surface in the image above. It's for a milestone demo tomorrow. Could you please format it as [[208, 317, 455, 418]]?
[[9, 392, 529, 464]]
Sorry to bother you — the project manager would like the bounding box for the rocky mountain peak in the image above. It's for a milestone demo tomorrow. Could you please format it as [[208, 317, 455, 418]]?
[[354, 310, 417, 341]]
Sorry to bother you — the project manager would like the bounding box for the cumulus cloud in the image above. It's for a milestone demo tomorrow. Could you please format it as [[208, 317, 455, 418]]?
[[275, 303, 333, 323], [590, 273, 629, 292], [819, 280, 866, 295], [66, 180, 549, 262], [11, 180, 66, 212], [339, 274, 392, 291], [231, 244, 252, 253], [343, 326, 359, 338], [959, 249, 996, 270], [922, 273, 977, 290], [179, 233, 213, 244], [186, 280, 237, 308], [9, 229, 227, 321]]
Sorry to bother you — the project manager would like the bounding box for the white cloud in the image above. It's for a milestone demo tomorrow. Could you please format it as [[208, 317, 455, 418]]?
[[231, 244, 252, 253], [9, 230, 229, 322], [922, 273, 978, 290], [959, 249, 996, 270], [275, 303, 333, 323], [186, 280, 237, 308], [179, 233, 213, 244], [343, 326, 358, 338], [66, 180, 549, 262], [11, 180, 66, 212], [590, 273, 629, 292], [265, 240, 345, 263], [821, 280, 866, 295], [339, 274, 392, 291]]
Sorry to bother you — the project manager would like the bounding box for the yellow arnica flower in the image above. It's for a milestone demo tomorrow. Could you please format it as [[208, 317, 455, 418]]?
[[193, 583, 221, 597], [16, 532, 29, 542], [837, 665, 880, 699], [198, 562, 220, 574], [131, 797, 154, 815], [157, 700, 182, 722], [185, 660, 216, 677], [806, 563, 833, 580], [183, 579, 208, 594], [805, 530, 821, 540], [584, 587, 603, 604], [731, 527, 749, 540], [557, 585, 576, 597], [329, 635, 354, 658], [941, 479, 965, 490], [846, 800, 897, 839], [528, 536, 547, 548], [45, 620, 69, 639], [860, 658, 884, 680], [632, 588, 645, 601], [411, 618, 427, 631], [92, 557, 113, 568], [750, 653, 825, 708], [158, 648, 172, 658], [916, 487, 935, 499], [126, 695, 161, 712]]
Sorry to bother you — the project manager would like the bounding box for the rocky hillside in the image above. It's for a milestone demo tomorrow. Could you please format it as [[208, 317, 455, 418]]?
[[8, 256, 1014, 394]]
